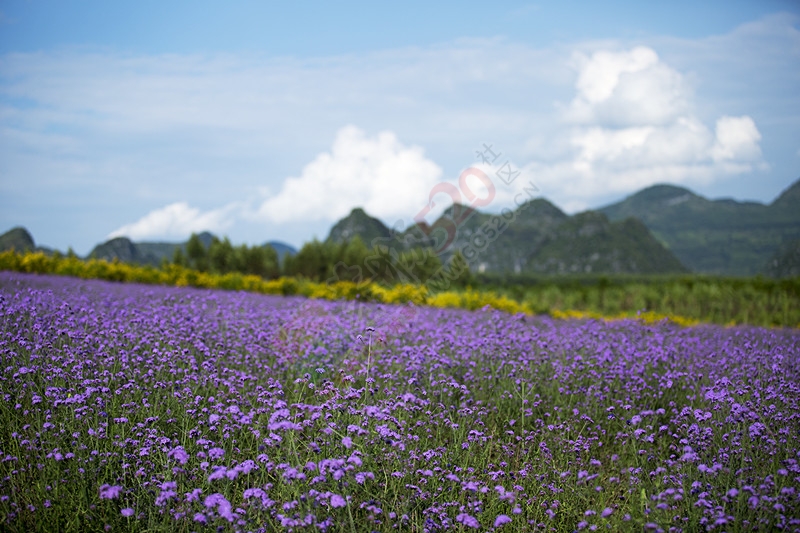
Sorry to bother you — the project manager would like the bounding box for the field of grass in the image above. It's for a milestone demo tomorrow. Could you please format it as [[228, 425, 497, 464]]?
[[2, 250, 799, 328], [480, 275, 800, 328], [2, 271, 799, 532]]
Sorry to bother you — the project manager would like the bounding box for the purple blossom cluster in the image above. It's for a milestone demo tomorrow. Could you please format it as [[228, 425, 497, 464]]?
[[1, 271, 799, 532]]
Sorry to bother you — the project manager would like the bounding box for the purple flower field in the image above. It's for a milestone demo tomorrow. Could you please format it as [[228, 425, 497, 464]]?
[[1, 271, 799, 532]]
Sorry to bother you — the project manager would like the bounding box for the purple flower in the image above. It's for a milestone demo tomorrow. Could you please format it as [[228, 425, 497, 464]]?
[[235, 460, 257, 475], [244, 488, 265, 499], [355, 471, 374, 484], [204, 493, 234, 522], [268, 420, 302, 431], [282, 466, 305, 481], [168, 446, 189, 465], [98, 484, 123, 500], [6, 269, 800, 533], [155, 481, 177, 507], [494, 514, 512, 527], [208, 447, 225, 460], [456, 513, 479, 528], [208, 466, 228, 481], [330, 494, 346, 508]]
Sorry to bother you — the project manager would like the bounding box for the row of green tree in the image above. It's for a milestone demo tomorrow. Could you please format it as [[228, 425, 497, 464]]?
[[172, 234, 472, 286], [173, 234, 281, 279]]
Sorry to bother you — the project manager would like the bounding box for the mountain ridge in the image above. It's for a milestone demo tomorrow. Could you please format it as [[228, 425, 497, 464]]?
[[2, 178, 798, 277], [599, 177, 800, 275], [328, 200, 688, 275], [87, 233, 298, 267]]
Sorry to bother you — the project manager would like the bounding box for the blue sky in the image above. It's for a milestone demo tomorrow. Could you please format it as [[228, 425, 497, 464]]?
[[1, 1, 799, 254]]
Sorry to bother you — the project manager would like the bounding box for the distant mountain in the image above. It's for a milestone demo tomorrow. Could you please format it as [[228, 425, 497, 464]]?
[[327, 200, 687, 276], [0, 227, 35, 253], [600, 179, 800, 276], [89, 232, 296, 266], [528, 212, 687, 275], [89, 232, 213, 266], [764, 238, 800, 279], [7, 178, 797, 278], [772, 179, 800, 211], [90, 237, 155, 264], [468, 199, 571, 273], [327, 208, 392, 246], [398, 199, 572, 274], [0, 226, 57, 255]]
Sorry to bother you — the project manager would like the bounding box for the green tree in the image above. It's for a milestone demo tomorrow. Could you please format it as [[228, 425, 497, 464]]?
[[425, 249, 473, 291], [208, 237, 236, 274], [235, 244, 280, 279], [261, 245, 281, 279], [449, 249, 474, 287], [186, 233, 208, 272], [399, 247, 443, 284], [362, 244, 443, 285], [338, 237, 370, 281], [363, 246, 395, 284], [284, 239, 337, 281], [172, 246, 188, 267]]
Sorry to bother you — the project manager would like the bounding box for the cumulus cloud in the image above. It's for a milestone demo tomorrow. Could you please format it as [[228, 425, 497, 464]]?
[[711, 115, 762, 162], [100, 46, 770, 243], [565, 46, 688, 127], [256, 125, 444, 224], [107, 202, 235, 241], [529, 46, 766, 209]]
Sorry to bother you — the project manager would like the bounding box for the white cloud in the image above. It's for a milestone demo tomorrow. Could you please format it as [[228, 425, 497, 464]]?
[[256, 125, 444, 224], [565, 46, 688, 127], [526, 46, 766, 210], [575, 47, 658, 104], [570, 116, 716, 169], [107, 202, 235, 241], [711, 115, 762, 162]]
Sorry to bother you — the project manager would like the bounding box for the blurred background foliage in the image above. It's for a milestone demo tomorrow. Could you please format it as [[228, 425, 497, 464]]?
[[1, 244, 798, 328]]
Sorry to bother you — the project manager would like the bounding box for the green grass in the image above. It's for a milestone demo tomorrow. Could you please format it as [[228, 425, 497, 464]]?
[[478, 274, 800, 327]]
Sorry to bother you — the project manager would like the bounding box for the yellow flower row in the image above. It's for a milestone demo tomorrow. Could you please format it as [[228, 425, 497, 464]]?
[[0, 250, 705, 327], [549, 308, 700, 327]]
